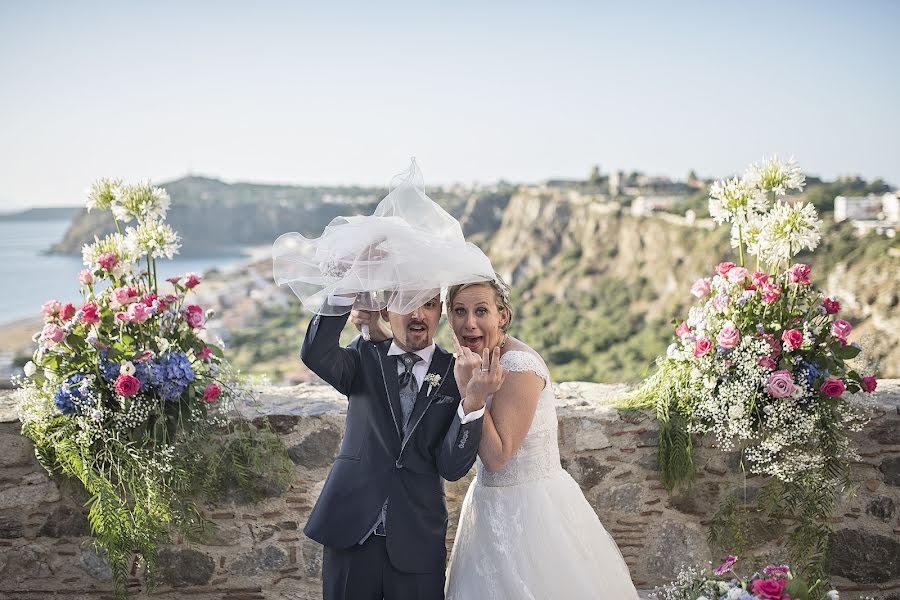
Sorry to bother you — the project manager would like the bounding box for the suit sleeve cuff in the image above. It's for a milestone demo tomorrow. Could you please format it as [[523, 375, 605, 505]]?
[[327, 294, 357, 307], [457, 402, 485, 424]]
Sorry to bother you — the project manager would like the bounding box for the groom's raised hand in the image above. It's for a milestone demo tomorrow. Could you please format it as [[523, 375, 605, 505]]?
[[350, 309, 391, 342]]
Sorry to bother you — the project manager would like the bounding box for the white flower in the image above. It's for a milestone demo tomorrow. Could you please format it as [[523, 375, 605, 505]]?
[[111, 180, 170, 223], [86, 177, 123, 212], [91, 409, 103, 422], [755, 201, 822, 265], [22, 361, 36, 377], [744, 155, 805, 196], [425, 373, 442, 394], [708, 177, 768, 225], [157, 337, 170, 352], [119, 361, 136, 376], [124, 221, 180, 260], [730, 212, 764, 255], [81, 232, 137, 267]]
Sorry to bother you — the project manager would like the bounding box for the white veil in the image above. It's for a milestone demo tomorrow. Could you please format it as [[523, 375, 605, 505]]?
[[272, 158, 494, 315]]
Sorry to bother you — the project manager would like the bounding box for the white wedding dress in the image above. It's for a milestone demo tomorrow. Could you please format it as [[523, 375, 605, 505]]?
[[445, 351, 640, 600]]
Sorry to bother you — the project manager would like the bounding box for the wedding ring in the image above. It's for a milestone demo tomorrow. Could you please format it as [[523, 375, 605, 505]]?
[[481, 367, 489, 373]]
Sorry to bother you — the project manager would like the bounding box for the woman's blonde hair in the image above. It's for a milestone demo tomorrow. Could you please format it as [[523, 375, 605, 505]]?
[[446, 273, 514, 331]]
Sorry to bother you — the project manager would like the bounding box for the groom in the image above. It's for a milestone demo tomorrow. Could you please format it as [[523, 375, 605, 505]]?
[[301, 292, 485, 600]]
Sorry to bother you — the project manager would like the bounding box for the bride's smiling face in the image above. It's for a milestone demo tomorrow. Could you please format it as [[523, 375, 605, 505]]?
[[449, 284, 509, 355]]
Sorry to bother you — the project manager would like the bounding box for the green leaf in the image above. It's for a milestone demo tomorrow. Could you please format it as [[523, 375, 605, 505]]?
[[834, 345, 861, 360]]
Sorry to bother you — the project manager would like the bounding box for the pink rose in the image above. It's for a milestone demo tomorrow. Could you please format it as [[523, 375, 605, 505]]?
[[185, 304, 205, 329], [202, 383, 221, 403], [694, 338, 712, 357], [690, 278, 711, 298], [41, 299, 62, 317], [821, 378, 846, 398], [97, 252, 119, 271], [717, 322, 740, 349], [198, 346, 213, 361], [832, 319, 852, 341], [781, 329, 804, 351], [41, 323, 66, 346], [757, 356, 777, 370], [726, 266, 750, 283], [114, 374, 141, 397], [80, 303, 100, 323], [675, 321, 691, 338], [751, 577, 789, 600], [766, 370, 796, 398], [751, 272, 769, 288], [60, 303, 76, 321], [115, 311, 129, 322], [716, 262, 736, 277], [110, 286, 139, 309], [861, 376, 878, 393], [126, 303, 151, 323], [787, 263, 811, 285], [761, 283, 781, 305], [184, 272, 202, 289], [78, 269, 94, 285], [822, 296, 841, 314]]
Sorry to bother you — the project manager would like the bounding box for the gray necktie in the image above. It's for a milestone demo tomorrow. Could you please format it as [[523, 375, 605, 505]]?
[[398, 352, 422, 435]]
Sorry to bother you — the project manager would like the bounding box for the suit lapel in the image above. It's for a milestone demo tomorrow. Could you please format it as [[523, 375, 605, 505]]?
[[401, 346, 454, 450], [375, 341, 404, 441]]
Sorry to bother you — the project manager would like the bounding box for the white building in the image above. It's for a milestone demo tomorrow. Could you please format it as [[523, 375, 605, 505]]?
[[834, 194, 892, 222], [631, 195, 684, 216]]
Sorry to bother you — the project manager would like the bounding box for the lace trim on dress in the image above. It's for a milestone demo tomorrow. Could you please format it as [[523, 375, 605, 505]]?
[[500, 350, 549, 387]]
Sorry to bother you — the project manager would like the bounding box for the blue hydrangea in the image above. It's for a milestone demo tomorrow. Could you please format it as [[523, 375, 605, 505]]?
[[99, 350, 120, 382], [133, 361, 150, 388], [800, 361, 821, 386], [54, 374, 88, 416], [150, 351, 195, 402]]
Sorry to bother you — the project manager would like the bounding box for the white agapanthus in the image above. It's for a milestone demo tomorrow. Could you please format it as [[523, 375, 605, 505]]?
[[730, 212, 764, 254], [124, 221, 181, 260], [755, 200, 822, 265], [744, 155, 805, 197], [708, 176, 768, 225], [85, 178, 123, 212], [81, 233, 137, 268], [112, 180, 170, 223]]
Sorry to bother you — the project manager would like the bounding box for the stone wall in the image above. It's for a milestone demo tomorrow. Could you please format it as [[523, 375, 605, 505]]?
[[0, 381, 898, 600]]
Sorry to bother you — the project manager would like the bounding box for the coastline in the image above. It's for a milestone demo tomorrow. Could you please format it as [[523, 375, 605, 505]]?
[[0, 243, 274, 383]]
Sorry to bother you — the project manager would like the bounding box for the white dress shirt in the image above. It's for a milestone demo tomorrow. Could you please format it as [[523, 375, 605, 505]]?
[[386, 341, 485, 424]]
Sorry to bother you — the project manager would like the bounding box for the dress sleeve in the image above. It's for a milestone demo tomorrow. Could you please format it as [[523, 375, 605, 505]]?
[[499, 351, 550, 388]]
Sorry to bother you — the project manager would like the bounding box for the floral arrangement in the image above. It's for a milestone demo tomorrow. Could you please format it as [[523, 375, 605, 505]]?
[[14, 178, 292, 597], [627, 156, 877, 575], [653, 555, 847, 600]]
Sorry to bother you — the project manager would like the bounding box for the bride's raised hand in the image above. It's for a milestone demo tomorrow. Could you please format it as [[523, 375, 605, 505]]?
[[451, 333, 482, 394], [465, 347, 507, 408]]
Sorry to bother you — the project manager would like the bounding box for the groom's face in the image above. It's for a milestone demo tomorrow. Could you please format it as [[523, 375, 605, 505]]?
[[383, 295, 442, 352]]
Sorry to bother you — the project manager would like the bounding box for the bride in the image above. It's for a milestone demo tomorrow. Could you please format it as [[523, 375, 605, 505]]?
[[442, 275, 640, 600]]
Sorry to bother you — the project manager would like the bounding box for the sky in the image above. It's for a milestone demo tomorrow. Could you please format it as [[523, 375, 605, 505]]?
[[1, 1, 898, 209]]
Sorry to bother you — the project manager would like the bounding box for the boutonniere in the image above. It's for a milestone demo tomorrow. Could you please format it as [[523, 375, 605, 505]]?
[[425, 373, 442, 395]]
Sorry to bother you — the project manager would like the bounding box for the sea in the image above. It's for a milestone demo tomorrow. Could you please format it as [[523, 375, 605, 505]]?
[[0, 219, 252, 325]]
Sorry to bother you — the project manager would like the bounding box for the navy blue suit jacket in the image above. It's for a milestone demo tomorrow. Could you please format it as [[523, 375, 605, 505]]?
[[301, 311, 483, 574]]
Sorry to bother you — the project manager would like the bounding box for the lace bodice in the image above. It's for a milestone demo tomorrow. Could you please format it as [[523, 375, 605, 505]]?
[[476, 351, 563, 487]]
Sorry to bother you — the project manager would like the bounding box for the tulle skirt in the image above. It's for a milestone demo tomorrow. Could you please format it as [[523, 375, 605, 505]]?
[[446, 469, 640, 600]]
